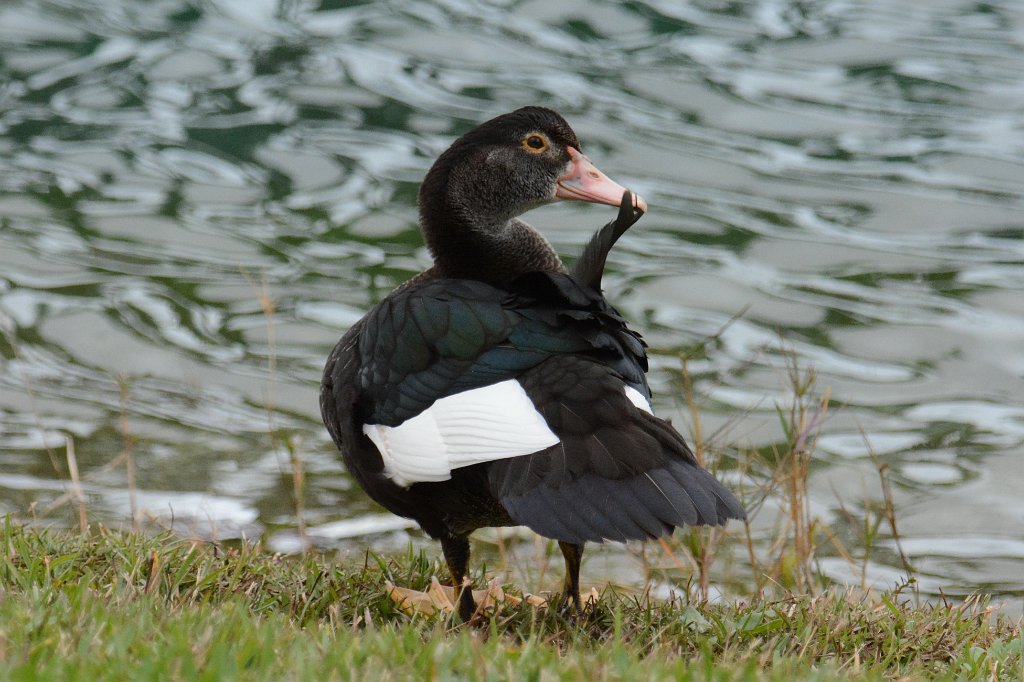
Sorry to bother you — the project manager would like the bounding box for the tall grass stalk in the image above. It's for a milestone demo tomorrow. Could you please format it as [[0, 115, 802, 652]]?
[[64, 435, 88, 533], [244, 268, 309, 548], [118, 373, 140, 532]]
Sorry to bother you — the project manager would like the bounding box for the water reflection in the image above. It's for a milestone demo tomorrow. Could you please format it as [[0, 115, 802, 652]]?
[[1, 0, 1023, 605]]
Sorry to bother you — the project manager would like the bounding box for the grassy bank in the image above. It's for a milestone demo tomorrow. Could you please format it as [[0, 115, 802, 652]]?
[[0, 521, 1020, 681]]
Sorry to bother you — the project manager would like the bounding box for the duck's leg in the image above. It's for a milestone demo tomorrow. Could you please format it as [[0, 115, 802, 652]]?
[[558, 540, 585, 616], [441, 534, 476, 622]]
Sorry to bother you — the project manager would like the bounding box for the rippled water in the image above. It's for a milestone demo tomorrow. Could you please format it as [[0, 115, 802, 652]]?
[[2, 0, 1023, 605]]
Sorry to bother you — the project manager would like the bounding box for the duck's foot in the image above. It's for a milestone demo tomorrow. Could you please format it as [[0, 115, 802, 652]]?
[[557, 587, 601, 619], [385, 577, 548, 618]]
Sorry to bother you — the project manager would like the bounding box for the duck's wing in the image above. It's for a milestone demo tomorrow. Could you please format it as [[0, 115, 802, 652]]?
[[330, 274, 648, 488]]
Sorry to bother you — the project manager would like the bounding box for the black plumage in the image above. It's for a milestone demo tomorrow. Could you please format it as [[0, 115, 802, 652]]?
[[320, 107, 744, 621]]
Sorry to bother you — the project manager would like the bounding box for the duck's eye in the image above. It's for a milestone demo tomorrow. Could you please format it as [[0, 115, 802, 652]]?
[[522, 134, 549, 153]]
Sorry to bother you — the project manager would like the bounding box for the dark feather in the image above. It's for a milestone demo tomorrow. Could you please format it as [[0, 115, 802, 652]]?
[[571, 190, 646, 290], [488, 354, 743, 543], [498, 457, 742, 544]]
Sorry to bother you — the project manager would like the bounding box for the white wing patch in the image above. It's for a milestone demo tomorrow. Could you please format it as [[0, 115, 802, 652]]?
[[362, 380, 559, 487], [624, 385, 653, 414]]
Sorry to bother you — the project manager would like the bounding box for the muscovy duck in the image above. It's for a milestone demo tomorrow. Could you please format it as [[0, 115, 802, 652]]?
[[320, 107, 744, 621]]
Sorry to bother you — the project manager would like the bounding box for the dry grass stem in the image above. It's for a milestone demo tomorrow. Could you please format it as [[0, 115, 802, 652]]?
[[64, 435, 88, 533], [117, 373, 139, 533], [242, 268, 309, 549]]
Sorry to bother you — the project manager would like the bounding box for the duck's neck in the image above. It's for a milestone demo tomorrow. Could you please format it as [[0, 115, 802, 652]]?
[[421, 215, 564, 285]]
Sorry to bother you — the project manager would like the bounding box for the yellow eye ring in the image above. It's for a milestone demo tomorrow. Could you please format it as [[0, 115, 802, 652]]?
[[522, 133, 549, 153]]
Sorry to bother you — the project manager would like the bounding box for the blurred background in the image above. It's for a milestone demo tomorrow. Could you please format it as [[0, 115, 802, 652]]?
[[1, 0, 1022, 606]]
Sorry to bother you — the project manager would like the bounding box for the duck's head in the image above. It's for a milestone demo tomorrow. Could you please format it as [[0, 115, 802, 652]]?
[[418, 107, 645, 279]]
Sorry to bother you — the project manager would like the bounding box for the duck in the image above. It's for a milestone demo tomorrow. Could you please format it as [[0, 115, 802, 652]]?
[[320, 106, 744, 622]]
